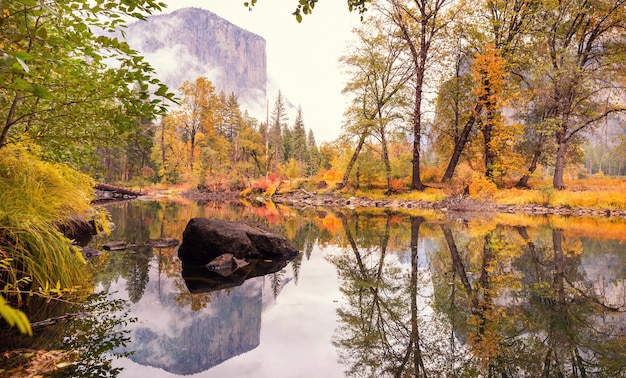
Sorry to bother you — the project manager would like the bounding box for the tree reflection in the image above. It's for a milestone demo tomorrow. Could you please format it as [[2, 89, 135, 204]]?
[[331, 211, 626, 378], [436, 222, 626, 377], [330, 211, 446, 377], [0, 293, 135, 377]]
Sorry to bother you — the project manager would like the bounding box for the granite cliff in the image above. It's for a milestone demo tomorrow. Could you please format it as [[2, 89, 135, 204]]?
[[125, 7, 267, 109]]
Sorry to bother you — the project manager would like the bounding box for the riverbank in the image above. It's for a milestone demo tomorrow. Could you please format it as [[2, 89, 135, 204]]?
[[182, 187, 626, 219]]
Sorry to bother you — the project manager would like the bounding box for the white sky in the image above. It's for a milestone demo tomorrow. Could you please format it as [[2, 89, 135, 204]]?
[[157, 1, 361, 143]]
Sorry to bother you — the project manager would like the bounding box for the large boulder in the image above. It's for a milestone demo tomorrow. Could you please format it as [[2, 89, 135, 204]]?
[[178, 218, 299, 264]]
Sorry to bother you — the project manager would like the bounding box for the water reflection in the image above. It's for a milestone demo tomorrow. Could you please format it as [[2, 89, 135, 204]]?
[[3, 199, 624, 377], [0, 293, 135, 377], [329, 210, 626, 377], [90, 199, 304, 376]]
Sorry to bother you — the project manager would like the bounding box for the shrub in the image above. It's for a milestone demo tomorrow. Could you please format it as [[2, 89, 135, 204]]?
[[468, 173, 498, 200]]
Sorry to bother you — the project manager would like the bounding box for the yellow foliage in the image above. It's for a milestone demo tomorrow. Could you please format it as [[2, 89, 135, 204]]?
[[469, 172, 498, 199], [264, 184, 277, 197]]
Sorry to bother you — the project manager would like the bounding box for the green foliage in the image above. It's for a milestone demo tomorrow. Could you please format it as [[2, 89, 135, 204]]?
[[0, 0, 176, 167], [245, 0, 371, 22]]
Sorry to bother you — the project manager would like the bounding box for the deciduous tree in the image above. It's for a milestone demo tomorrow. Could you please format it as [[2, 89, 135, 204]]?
[[0, 0, 174, 165]]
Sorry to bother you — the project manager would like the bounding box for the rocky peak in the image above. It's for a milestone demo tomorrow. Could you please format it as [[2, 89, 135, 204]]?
[[125, 7, 267, 107]]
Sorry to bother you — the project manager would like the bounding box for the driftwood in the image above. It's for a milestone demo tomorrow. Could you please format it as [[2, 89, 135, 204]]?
[[103, 241, 128, 251]]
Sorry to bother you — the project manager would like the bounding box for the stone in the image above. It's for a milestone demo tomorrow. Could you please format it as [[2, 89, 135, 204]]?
[[145, 237, 180, 248], [178, 218, 299, 264], [205, 253, 249, 277]]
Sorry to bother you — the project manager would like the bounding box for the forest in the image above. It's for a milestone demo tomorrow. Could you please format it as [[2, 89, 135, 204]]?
[[1, 0, 626, 336], [100, 0, 626, 196]]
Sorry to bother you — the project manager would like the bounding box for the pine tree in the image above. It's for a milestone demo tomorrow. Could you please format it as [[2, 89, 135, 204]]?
[[307, 129, 322, 176], [269, 90, 288, 171], [292, 106, 309, 173]]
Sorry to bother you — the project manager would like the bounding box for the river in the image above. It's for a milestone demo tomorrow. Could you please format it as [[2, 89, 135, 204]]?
[[2, 198, 625, 377]]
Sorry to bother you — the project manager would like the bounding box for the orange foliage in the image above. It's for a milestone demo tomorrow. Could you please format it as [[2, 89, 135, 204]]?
[[469, 172, 498, 199], [550, 217, 626, 242], [316, 213, 343, 233], [319, 169, 343, 182]]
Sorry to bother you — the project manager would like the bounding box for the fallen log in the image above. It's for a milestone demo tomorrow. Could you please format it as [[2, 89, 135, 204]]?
[[95, 183, 141, 197]]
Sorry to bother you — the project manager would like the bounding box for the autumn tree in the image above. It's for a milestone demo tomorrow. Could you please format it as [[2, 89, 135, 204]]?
[[151, 115, 186, 183], [534, 0, 626, 188], [377, 0, 454, 190], [471, 43, 523, 181], [439, 0, 539, 183], [431, 29, 478, 171], [339, 15, 412, 192], [238, 116, 267, 178], [172, 77, 221, 177]]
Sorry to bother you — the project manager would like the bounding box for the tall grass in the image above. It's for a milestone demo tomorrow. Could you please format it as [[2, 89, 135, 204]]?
[[0, 145, 95, 303]]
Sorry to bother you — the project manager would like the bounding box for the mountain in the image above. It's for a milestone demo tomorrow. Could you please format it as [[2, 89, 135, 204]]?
[[124, 7, 267, 112]]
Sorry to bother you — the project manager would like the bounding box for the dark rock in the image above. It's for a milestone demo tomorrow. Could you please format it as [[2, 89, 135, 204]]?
[[78, 246, 102, 258], [59, 217, 96, 246], [178, 218, 299, 264], [182, 257, 290, 293]]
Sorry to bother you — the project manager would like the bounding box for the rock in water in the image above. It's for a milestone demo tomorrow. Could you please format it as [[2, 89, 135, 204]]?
[[205, 253, 249, 277], [177, 218, 299, 264]]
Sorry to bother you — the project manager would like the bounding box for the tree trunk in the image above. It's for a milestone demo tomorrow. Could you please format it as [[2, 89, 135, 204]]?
[[482, 123, 495, 181], [340, 132, 368, 189], [441, 103, 482, 182], [516, 144, 542, 188], [411, 83, 426, 191], [189, 134, 196, 172], [381, 130, 393, 193], [553, 139, 567, 189]]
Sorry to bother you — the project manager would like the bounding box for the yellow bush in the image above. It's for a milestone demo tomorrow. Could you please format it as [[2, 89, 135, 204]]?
[[468, 173, 498, 200]]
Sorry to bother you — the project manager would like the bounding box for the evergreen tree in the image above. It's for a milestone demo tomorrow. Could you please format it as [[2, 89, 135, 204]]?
[[269, 90, 288, 171], [283, 123, 294, 161], [292, 106, 309, 171], [307, 129, 322, 176]]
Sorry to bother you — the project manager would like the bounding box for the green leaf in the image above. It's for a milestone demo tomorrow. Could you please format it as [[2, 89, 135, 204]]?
[[31, 84, 52, 99], [12, 78, 30, 90]]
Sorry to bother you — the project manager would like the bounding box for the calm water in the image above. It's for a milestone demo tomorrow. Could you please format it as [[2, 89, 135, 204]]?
[[2, 198, 626, 377]]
